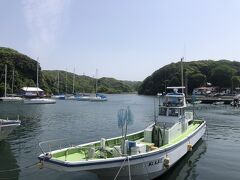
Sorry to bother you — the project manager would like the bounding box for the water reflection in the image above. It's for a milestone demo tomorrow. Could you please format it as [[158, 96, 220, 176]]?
[[0, 141, 20, 180], [158, 139, 207, 180]]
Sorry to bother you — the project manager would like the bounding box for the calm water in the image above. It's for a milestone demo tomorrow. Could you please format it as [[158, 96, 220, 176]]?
[[0, 94, 240, 180]]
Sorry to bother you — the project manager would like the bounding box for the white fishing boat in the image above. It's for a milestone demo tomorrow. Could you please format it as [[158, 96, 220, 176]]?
[[38, 87, 206, 179], [0, 65, 23, 102], [0, 118, 21, 141]]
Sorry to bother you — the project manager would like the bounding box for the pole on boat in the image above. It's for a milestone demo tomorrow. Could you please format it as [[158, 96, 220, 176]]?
[[181, 57, 184, 93], [4, 64, 7, 97]]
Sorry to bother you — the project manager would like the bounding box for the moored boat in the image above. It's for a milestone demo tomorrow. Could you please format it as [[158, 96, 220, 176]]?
[[0, 97, 23, 102], [38, 87, 206, 179], [89, 93, 108, 102], [24, 98, 56, 104], [0, 65, 23, 102]]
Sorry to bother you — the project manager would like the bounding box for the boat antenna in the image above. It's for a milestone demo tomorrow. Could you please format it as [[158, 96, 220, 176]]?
[[181, 57, 184, 93]]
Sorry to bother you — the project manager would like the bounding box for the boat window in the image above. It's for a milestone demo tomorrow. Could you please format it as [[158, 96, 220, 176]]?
[[163, 96, 184, 107], [159, 107, 167, 116], [159, 108, 179, 117], [168, 108, 179, 117]]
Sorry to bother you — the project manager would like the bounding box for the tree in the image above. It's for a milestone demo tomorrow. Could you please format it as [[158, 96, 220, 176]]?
[[188, 73, 206, 92], [232, 76, 240, 88], [210, 65, 236, 87]]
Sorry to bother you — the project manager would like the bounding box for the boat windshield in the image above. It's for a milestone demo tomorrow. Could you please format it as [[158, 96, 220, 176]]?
[[159, 107, 179, 117], [163, 96, 184, 107]]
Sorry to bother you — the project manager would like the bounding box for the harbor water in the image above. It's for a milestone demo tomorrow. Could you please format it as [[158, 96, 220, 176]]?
[[0, 94, 240, 180]]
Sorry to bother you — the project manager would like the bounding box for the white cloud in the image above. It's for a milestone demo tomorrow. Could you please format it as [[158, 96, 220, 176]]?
[[22, 0, 71, 56]]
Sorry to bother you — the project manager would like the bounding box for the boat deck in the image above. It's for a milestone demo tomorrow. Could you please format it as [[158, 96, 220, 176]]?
[[50, 121, 202, 162]]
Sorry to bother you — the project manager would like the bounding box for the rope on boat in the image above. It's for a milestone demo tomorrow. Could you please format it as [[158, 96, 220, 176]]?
[[113, 157, 127, 180], [127, 156, 131, 180], [113, 155, 132, 180]]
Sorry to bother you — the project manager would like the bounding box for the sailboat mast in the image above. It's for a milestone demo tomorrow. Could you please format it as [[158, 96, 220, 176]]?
[[4, 64, 7, 97], [12, 68, 14, 94], [57, 71, 60, 94], [36, 58, 39, 94], [95, 69, 98, 94], [65, 68, 68, 93], [181, 57, 184, 93]]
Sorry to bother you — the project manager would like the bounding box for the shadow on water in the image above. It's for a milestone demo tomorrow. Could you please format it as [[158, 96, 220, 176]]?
[[156, 139, 207, 180], [0, 141, 20, 180]]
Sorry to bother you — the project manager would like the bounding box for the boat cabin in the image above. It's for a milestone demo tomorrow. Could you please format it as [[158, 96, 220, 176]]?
[[147, 87, 193, 146]]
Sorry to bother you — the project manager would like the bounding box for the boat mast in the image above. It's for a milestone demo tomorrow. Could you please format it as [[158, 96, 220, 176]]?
[[65, 68, 68, 93], [181, 57, 184, 93], [4, 64, 7, 97], [12, 68, 14, 94]]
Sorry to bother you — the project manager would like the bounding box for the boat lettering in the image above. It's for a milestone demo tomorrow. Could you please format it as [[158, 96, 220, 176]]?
[[148, 158, 163, 166]]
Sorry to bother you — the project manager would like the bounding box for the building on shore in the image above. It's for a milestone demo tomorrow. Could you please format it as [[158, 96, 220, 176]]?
[[20, 87, 44, 97]]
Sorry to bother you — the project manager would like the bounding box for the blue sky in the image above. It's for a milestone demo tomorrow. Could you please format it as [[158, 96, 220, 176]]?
[[1, 0, 240, 81]]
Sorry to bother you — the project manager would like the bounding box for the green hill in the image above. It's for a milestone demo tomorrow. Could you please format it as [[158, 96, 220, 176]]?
[[138, 60, 240, 95], [0, 47, 140, 96]]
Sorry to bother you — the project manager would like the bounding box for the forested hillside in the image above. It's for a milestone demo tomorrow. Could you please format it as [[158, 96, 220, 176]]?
[[138, 60, 240, 95], [0, 47, 139, 96]]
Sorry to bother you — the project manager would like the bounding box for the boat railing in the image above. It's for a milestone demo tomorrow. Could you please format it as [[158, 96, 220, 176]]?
[[39, 138, 73, 154]]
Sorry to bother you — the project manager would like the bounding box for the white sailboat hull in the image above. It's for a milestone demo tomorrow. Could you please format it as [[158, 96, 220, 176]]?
[[24, 98, 56, 104], [41, 122, 206, 179], [0, 97, 23, 102]]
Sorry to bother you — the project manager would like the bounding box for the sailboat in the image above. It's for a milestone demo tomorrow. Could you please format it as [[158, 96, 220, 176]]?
[[23, 60, 56, 104], [38, 60, 206, 179], [65, 67, 80, 100], [0, 117, 21, 141], [0, 65, 23, 102], [89, 69, 107, 102], [51, 71, 65, 100]]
